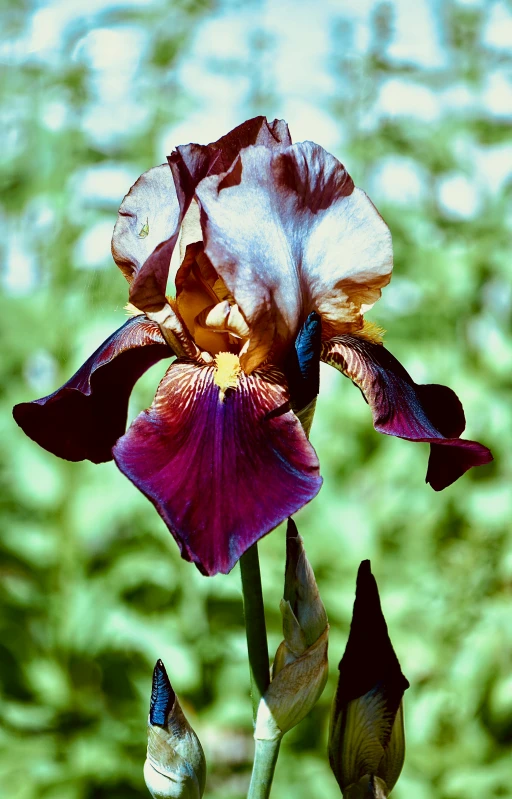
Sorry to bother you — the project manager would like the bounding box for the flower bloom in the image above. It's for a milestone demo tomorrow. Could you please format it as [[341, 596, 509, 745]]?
[[13, 117, 492, 575]]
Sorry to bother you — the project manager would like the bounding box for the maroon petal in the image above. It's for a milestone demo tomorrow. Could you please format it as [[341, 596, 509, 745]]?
[[168, 115, 291, 210], [113, 359, 321, 576], [13, 316, 173, 464], [322, 335, 493, 490], [196, 142, 392, 373]]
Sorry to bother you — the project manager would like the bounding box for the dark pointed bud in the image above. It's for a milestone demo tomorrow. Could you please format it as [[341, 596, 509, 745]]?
[[144, 660, 206, 798], [255, 519, 329, 740], [328, 561, 409, 798], [286, 312, 322, 437]]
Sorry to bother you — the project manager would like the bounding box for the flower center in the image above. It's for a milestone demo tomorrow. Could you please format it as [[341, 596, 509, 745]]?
[[213, 352, 241, 402]]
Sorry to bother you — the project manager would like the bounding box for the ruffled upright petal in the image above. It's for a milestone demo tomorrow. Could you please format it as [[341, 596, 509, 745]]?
[[113, 359, 321, 576], [196, 142, 392, 372], [168, 115, 291, 210], [112, 164, 182, 311], [13, 316, 173, 464], [322, 335, 493, 489]]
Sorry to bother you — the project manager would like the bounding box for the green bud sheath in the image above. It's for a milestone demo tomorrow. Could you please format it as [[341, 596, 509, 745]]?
[[255, 519, 329, 740]]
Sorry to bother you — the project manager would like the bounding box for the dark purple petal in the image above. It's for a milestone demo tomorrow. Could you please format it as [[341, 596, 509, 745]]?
[[113, 359, 321, 576], [196, 142, 392, 373], [168, 115, 291, 211], [337, 561, 409, 708], [112, 165, 182, 312], [322, 335, 493, 490], [13, 316, 172, 464]]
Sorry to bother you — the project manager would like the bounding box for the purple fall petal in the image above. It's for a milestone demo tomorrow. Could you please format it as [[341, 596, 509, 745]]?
[[322, 335, 493, 490], [113, 359, 322, 576], [13, 316, 172, 463]]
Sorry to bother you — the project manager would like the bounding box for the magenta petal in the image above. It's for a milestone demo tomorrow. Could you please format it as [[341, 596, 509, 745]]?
[[13, 316, 172, 463], [322, 335, 493, 490], [113, 360, 321, 575]]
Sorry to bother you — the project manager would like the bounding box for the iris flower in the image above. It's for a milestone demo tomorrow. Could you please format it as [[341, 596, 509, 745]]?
[[13, 117, 492, 576]]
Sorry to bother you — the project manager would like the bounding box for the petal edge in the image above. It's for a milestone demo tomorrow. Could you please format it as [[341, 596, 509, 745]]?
[[322, 335, 493, 489], [13, 316, 172, 463]]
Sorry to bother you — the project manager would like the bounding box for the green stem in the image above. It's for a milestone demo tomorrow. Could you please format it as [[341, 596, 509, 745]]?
[[247, 739, 281, 799], [240, 543, 270, 721]]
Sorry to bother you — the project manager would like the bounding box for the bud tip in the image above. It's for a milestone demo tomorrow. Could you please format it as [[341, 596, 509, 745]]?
[[150, 659, 176, 726]]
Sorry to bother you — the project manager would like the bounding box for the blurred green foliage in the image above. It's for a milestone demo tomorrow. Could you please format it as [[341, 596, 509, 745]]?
[[1, 1, 511, 798]]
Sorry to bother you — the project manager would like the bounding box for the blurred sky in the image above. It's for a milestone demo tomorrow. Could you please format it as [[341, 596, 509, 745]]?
[[3, 0, 512, 295]]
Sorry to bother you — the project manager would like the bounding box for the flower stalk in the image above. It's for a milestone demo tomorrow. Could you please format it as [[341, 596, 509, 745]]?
[[240, 542, 271, 722], [247, 739, 281, 799], [240, 544, 281, 798]]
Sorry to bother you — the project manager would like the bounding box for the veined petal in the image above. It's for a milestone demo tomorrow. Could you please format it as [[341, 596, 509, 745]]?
[[112, 164, 182, 312], [322, 335, 493, 490], [13, 316, 172, 464], [196, 142, 392, 372], [112, 359, 321, 576]]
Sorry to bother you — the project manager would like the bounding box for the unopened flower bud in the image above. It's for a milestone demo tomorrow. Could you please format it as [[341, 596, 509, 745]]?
[[144, 660, 206, 799], [255, 519, 329, 741], [328, 561, 409, 798]]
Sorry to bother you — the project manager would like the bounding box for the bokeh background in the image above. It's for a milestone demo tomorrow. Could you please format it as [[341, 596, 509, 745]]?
[[2, 0, 512, 797]]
